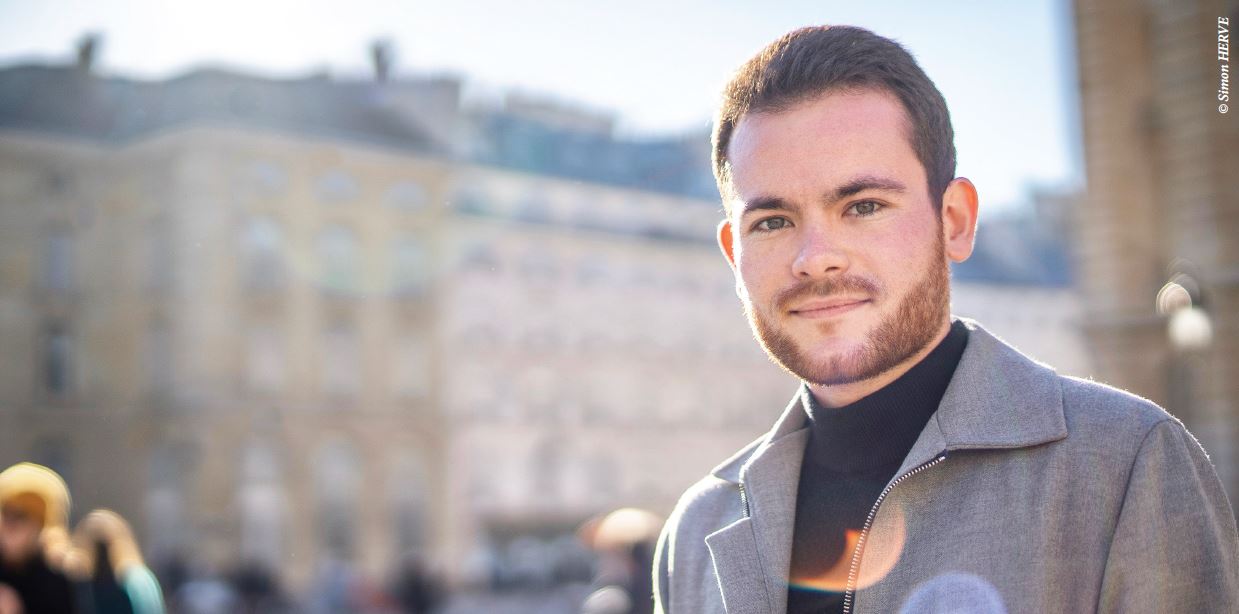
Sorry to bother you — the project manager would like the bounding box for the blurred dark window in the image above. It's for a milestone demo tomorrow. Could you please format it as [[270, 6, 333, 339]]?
[[42, 323, 72, 397], [41, 227, 73, 291]]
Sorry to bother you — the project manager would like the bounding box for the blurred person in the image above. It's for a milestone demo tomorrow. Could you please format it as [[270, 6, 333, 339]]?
[[0, 585, 20, 614], [389, 553, 443, 614], [653, 25, 1239, 613], [580, 509, 661, 614], [172, 569, 238, 614], [308, 555, 357, 614], [0, 462, 76, 614], [66, 509, 165, 614], [229, 560, 291, 614]]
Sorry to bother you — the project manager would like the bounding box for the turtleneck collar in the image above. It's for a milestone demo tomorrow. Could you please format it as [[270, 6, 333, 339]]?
[[799, 319, 970, 474]]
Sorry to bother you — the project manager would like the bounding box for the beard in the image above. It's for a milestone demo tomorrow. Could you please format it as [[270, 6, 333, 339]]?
[[742, 232, 951, 387]]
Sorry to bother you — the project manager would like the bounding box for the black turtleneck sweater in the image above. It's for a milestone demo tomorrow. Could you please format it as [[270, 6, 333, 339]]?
[[786, 319, 969, 613]]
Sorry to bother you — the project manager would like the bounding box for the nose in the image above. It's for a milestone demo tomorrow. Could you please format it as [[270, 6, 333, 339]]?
[[791, 225, 849, 278]]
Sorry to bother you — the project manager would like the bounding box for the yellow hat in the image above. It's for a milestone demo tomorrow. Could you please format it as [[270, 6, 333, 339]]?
[[0, 463, 70, 530]]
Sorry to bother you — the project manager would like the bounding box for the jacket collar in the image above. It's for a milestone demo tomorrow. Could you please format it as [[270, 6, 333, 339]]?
[[704, 317, 1068, 613], [710, 316, 1068, 485]]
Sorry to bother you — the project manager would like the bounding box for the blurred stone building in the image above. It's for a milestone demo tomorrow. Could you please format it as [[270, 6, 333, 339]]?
[[0, 38, 1094, 598], [1072, 0, 1239, 500]]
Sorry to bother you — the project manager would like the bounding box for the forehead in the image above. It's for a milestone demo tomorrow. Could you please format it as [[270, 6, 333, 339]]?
[[726, 89, 925, 200]]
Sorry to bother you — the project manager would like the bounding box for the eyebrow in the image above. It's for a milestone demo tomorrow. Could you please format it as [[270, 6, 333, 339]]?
[[738, 174, 908, 217], [830, 175, 908, 201]]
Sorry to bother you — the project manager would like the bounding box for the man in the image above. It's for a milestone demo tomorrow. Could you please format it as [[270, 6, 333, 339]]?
[[653, 25, 1239, 613], [0, 462, 77, 614]]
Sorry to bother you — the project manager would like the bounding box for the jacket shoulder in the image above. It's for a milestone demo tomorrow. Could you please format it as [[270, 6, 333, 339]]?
[[655, 435, 763, 608], [667, 433, 763, 533], [1056, 373, 1182, 446]]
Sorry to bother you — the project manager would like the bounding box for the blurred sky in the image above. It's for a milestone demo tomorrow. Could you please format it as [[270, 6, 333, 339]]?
[[0, 0, 1081, 211]]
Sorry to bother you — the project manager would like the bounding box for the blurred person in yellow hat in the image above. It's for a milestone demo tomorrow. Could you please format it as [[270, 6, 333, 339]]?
[[0, 462, 76, 613], [65, 509, 166, 614], [579, 508, 663, 614]]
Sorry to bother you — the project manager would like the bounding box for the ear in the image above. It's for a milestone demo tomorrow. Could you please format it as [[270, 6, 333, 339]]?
[[940, 177, 979, 263], [717, 218, 737, 270]]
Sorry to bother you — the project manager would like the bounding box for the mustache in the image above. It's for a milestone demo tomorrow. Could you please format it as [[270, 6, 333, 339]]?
[[774, 276, 881, 312]]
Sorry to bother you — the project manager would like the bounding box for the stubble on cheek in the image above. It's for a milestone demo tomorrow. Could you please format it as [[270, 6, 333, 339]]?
[[739, 230, 950, 387]]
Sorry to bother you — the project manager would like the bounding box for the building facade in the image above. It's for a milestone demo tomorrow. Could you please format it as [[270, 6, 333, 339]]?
[[0, 46, 1096, 598], [1072, 0, 1239, 499]]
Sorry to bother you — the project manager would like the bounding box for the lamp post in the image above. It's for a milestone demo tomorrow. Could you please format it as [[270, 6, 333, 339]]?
[[1157, 270, 1229, 497]]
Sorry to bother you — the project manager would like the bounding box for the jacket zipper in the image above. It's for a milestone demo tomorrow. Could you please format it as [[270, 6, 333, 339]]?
[[841, 453, 948, 614]]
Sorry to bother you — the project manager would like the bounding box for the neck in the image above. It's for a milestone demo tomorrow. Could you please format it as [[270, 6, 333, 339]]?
[[806, 317, 952, 408]]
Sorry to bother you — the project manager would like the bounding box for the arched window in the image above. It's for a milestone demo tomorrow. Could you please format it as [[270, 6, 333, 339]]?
[[316, 169, 359, 203], [242, 217, 284, 290], [452, 187, 491, 216], [243, 160, 287, 196], [246, 324, 284, 394], [322, 322, 360, 399], [391, 237, 428, 296], [518, 247, 559, 280], [389, 453, 428, 558], [318, 225, 359, 294], [461, 241, 500, 273], [393, 334, 430, 399], [315, 439, 362, 558], [41, 227, 73, 291], [239, 442, 284, 568], [386, 181, 428, 211], [146, 442, 194, 565]]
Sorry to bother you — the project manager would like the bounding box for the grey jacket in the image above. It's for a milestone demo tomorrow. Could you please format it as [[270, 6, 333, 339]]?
[[654, 318, 1239, 613]]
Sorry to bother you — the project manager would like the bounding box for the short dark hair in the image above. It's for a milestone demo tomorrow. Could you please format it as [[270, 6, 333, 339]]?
[[712, 26, 956, 211]]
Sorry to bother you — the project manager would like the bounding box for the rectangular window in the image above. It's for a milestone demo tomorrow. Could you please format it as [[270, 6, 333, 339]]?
[[246, 325, 284, 394], [323, 324, 360, 399], [42, 229, 73, 291], [43, 324, 72, 397]]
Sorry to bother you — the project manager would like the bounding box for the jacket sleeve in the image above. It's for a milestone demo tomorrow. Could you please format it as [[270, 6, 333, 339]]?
[[1097, 418, 1239, 612], [653, 517, 673, 614]]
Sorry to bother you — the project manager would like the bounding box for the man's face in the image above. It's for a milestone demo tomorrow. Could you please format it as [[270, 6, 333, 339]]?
[[0, 502, 43, 566], [721, 88, 951, 388]]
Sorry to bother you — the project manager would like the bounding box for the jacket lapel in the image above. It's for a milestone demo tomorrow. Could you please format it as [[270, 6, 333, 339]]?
[[890, 318, 1069, 480], [707, 394, 810, 613], [705, 517, 773, 614], [704, 317, 1071, 613]]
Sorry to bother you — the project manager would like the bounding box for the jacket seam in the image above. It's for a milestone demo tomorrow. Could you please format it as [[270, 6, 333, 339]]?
[[1092, 417, 1171, 611]]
